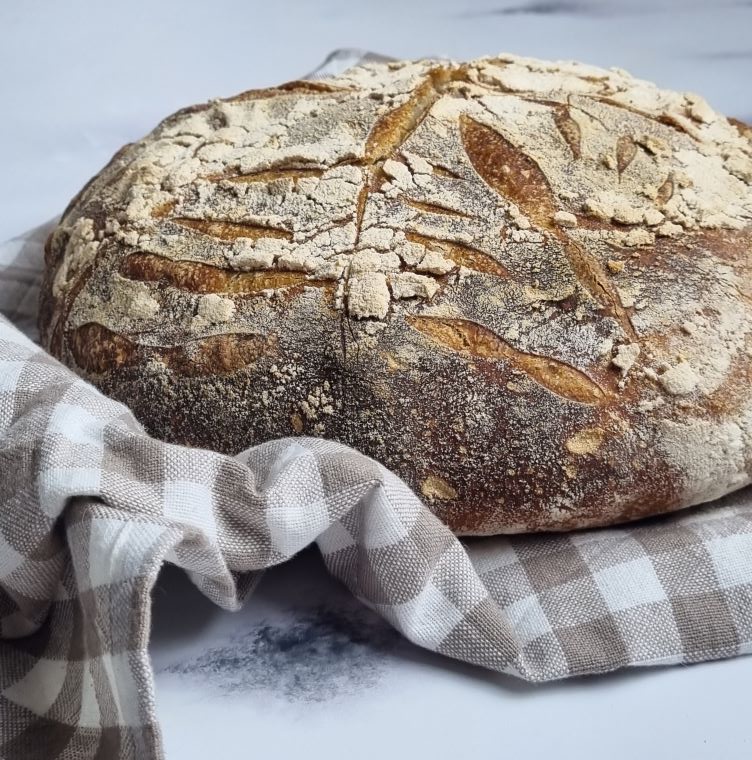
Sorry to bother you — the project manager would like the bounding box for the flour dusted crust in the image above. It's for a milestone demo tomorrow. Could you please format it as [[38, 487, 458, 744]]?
[[40, 54, 752, 534]]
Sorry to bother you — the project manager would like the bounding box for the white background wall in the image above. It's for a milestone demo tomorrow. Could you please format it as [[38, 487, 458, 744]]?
[[1, 0, 751, 240]]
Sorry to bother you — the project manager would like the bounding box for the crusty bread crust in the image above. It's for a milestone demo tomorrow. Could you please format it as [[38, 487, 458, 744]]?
[[40, 55, 752, 534]]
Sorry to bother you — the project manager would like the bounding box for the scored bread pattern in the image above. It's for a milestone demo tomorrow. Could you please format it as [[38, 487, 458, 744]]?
[[404, 230, 511, 278], [40, 54, 752, 533], [172, 217, 293, 241], [120, 253, 328, 295], [408, 316, 609, 405], [69, 322, 270, 376], [551, 104, 582, 159], [458, 112, 638, 341]]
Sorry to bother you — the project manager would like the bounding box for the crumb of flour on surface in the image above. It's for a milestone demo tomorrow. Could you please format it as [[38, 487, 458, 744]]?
[[658, 360, 700, 396], [612, 343, 640, 374], [565, 428, 605, 456], [421, 474, 458, 501]]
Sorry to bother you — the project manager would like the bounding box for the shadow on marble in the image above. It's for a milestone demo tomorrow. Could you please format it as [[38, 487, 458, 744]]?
[[150, 547, 728, 705]]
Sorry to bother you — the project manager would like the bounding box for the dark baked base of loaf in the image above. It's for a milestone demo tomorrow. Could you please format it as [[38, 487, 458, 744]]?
[[71, 332, 680, 536]]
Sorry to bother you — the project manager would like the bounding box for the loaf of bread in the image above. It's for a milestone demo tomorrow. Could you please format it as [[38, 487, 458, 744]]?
[[40, 54, 752, 534]]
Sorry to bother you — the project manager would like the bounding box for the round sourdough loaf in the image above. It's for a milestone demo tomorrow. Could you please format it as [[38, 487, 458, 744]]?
[[40, 55, 752, 534]]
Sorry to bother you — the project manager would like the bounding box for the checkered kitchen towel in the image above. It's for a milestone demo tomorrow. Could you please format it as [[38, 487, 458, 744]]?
[[3, 53, 752, 760]]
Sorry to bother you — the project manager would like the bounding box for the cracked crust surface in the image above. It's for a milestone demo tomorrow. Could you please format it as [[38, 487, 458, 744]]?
[[40, 54, 752, 534]]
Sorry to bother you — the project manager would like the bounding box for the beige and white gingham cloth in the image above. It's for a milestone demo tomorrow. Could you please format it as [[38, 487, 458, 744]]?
[[3, 55, 752, 760]]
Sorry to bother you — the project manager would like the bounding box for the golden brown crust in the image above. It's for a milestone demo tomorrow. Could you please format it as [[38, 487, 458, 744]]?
[[407, 316, 610, 405], [40, 54, 752, 534]]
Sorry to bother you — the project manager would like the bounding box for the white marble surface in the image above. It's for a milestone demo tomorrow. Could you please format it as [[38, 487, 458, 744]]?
[[2, 1, 752, 758], [151, 550, 752, 760]]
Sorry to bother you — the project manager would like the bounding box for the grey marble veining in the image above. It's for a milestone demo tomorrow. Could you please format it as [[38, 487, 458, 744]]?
[[159, 608, 399, 702], [154, 562, 404, 703]]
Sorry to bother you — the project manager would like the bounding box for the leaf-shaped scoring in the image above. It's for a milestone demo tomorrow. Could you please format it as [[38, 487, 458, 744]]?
[[460, 114, 557, 231], [656, 175, 674, 206], [121, 252, 328, 295], [616, 135, 638, 177], [71, 322, 268, 376], [173, 218, 292, 241], [405, 231, 511, 279], [552, 105, 582, 160], [365, 73, 445, 162], [459, 114, 637, 340], [409, 316, 608, 405]]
